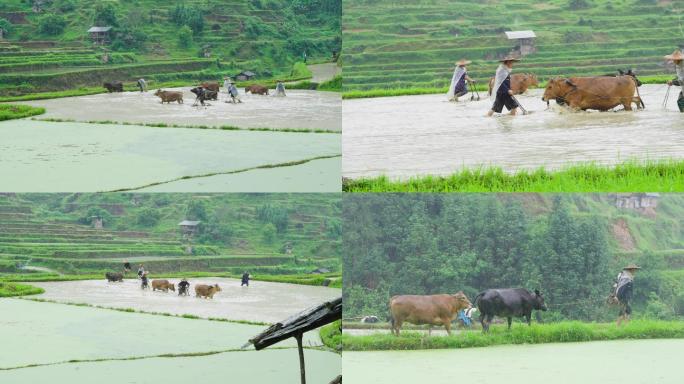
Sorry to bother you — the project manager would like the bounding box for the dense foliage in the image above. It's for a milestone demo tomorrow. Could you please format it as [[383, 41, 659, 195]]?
[[343, 194, 683, 322]]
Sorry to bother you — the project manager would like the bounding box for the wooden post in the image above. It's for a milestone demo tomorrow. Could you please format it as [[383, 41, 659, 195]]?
[[296, 332, 306, 384]]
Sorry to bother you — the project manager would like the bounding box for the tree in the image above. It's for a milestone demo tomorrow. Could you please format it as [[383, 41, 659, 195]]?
[[185, 200, 208, 221], [38, 14, 66, 35], [568, 0, 590, 10], [136, 207, 161, 227], [94, 2, 118, 27], [170, 3, 204, 34], [178, 25, 192, 48], [0, 18, 12, 38], [262, 223, 277, 244]]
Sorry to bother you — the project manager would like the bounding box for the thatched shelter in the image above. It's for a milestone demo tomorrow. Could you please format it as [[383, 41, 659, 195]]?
[[248, 297, 342, 384]]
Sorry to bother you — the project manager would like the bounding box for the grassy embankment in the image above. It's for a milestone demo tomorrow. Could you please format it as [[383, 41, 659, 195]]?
[[342, 320, 684, 351], [320, 320, 343, 352], [344, 159, 684, 192], [342, 0, 680, 97], [0, 104, 45, 120], [0, 281, 43, 297]]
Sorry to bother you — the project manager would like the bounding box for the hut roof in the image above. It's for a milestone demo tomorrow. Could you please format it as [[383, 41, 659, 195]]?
[[240, 71, 256, 77], [505, 30, 536, 39], [312, 268, 331, 274], [177, 220, 201, 226], [249, 297, 341, 350], [88, 26, 112, 33]]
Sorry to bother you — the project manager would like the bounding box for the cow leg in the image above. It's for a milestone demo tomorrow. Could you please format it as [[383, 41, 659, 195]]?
[[443, 319, 452, 336], [479, 313, 487, 333], [526, 313, 532, 326], [623, 98, 633, 111], [427, 325, 432, 336], [394, 319, 402, 336], [507, 317, 512, 330]]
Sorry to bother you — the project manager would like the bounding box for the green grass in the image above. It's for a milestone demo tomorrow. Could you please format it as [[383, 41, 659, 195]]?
[[320, 320, 342, 352], [342, 320, 684, 351], [343, 159, 684, 192], [0, 281, 44, 297], [0, 104, 45, 121]]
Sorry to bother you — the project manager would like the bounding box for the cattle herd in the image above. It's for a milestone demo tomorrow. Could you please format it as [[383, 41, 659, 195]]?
[[386, 287, 547, 335], [105, 272, 223, 299]]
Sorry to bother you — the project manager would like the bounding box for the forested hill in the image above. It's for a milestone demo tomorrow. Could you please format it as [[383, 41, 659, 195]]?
[[343, 194, 684, 322], [343, 0, 684, 92], [0, 1, 340, 95], [0, 193, 341, 275]]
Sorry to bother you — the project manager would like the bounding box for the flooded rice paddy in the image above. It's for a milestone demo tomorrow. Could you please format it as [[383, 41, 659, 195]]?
[[0, 299, 339, 383], [31, 277, 341, 323], [0, 120, 340, 192], [19, 88, 341, 131], [1, 348, 339, 384], [343, 339, 684, 384], [343, 85, 684, 179]]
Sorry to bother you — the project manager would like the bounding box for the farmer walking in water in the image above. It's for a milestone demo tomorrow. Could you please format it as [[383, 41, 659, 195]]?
[[447, 59, 474, 102], [487, 56, 520, 116], [614, 263, 641, 326], [664, 49, 684, 112]]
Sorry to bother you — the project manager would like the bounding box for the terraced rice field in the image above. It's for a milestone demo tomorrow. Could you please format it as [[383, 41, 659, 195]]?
[[18, 87, 342, 131], [0, 119, 341, 192], [343, 339, 683, 384], [343, 0, 683, 92], [0, 299, 340, 383], [343, 85, 684, 179], [31, 278, 342, 323]]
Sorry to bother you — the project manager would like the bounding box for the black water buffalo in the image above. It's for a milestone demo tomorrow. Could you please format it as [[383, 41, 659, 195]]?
[[105, 272, 124, 282], [103, 82, 123, 92], [190, 87, 217, 105], [474, 288, 547, 333]]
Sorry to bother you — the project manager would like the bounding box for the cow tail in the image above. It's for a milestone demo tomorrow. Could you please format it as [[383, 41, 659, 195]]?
[[473, 292, 484, 309]]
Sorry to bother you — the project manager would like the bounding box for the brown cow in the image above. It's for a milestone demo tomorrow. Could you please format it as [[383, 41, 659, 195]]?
[[245, 85, 269, 95], [195, 283, 221, 299], [201, 82, 220, 92], [154, 89, 183, 104], [151, 279, 175, 292], [542, 76, 637, 111], [488, 73, 539, 96], [389, 292, 472, 336]]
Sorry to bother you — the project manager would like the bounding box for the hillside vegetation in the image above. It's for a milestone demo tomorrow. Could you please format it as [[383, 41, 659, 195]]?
[[0, 193, 341, 281], [342, 0, 683, 93], [343, 194, 684, 322], [0, 0, 340, 96]]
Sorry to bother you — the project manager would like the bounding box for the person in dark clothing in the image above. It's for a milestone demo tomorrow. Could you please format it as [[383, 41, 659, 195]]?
[[241, 271, 250, 287], [137, 264, 145, 278], [614, 263, 640, 326], [487, 57, 520, 116], [141, 272, 149, 289], [123, 260, 131, 272], [178, 278, 190, 296]]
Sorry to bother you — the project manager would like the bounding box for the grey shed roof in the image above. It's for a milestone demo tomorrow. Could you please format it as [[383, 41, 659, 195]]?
[[88, 26, 112, 33], [505, 30, 536, 39], [240, 71, 256, 76], [178, 220, 201, 226]]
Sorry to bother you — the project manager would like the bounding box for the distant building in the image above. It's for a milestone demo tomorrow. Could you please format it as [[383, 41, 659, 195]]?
[[178, 220, 201, 235], [91, 215, 104, 229], [614, 193, 660, 209], [88, 26, 112, 45], [311, 268, 331, 274], [505, 30, 536, 56], [235, 71, 256, 81]]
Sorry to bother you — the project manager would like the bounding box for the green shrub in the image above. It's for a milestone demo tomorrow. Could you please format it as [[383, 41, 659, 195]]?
[[94, 2, 119, 27], [178, 25, 193, 48], [0, 105, 45, 121], [38, 14, 67, 36], [136, 207, 161, 227], [0, 18, 12, 37]]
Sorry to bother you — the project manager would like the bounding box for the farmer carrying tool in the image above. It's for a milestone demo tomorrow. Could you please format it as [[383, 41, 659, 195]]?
[[664, 49, 684, 112], [487, 56, 521, 116], [612, 263, 641, 326], [447, 59, 474, 102]]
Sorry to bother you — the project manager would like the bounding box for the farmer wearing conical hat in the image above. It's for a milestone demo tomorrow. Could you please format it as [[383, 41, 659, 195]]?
[[447, 59, 474, 102], [614, 263, 641, 326], [664, 49, 684, 112], [487, 56, 521, 116]]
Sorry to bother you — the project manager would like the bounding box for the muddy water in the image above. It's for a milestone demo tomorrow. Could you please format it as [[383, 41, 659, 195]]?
[[19, 88, 341, 131], [0, 120, 340, 192], [343, 85, 684, 178], [0, 349, 340, 384], [139, 156, 341, 192], [32, 278, 341, 323], [344, 339, 683, 384]]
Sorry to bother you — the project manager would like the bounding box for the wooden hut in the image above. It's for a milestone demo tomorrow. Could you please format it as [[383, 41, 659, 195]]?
[[235, 71, 256, 81], [87, 26, 112, 45], [505, 30, 536, 56], [177, 220, 201, 235], [614, 193, 660, 209], [248, 297, 342, 384], [90, 215, 104, 229]]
